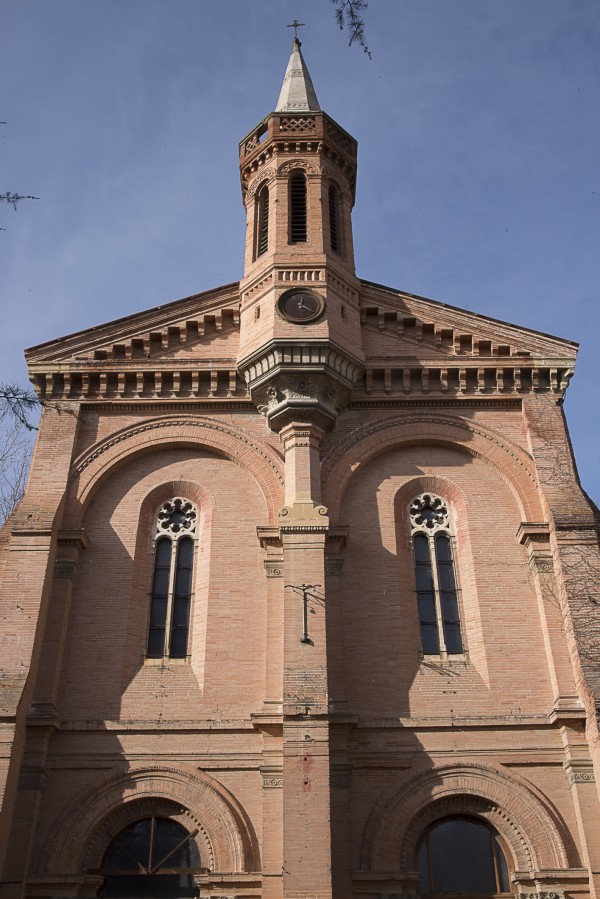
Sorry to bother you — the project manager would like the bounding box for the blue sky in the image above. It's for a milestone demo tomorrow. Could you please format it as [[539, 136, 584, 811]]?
[[1, 0, 598, 503]]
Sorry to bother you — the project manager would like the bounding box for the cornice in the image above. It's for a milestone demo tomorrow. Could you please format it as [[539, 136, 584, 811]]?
[[30, 365, 249, 403], [359, 361, 574, 398]]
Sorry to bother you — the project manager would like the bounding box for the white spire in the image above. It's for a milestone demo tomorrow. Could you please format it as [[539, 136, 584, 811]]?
[[275, 38, 320, 113]]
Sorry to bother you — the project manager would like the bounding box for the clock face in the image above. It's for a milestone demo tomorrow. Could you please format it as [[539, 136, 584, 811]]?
[[277, 288, 325, 323]]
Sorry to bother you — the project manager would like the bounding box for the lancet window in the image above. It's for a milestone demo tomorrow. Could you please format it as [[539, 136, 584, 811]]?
[[410, 493, 463, 656], [289, 170, 307, 243], [147, 498, 197, 660], [256, 183, 269, 257]]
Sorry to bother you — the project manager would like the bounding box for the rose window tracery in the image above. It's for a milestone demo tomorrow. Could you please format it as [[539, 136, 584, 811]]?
[[156, 498, 197, 538], [410, 494, 449, 535]]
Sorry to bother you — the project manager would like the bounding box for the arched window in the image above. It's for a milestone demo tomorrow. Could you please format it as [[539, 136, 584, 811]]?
[[410, 493, 463, 656], [256, 183, 269, 257], [417, 816, 510, 894], [289, 170, 307, 243], [97, 816, 201, 898], [147, 498, 197, 660], [328, 183, 341, 254]]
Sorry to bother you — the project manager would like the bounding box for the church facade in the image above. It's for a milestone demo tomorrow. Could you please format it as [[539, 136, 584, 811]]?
[[1, 38, 600, 899]]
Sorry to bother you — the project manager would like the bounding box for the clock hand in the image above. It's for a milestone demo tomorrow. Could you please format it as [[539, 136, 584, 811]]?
[[298, 299, 309, 310]]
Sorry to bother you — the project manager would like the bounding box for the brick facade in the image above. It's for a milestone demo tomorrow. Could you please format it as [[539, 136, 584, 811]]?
[[1, 37, 599, 899]]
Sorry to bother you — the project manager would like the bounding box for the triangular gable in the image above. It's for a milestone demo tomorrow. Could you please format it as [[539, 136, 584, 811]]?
[[357, 280, 577, 399], [360, 280, 578, 363], [25, 282, 241, 366]]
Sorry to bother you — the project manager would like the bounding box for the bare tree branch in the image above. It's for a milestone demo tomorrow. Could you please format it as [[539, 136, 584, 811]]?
[[0, 416, 33, 526], [331, 0, 371, 58], [0, 383, 40, 431], [0, 192, 40, 211]]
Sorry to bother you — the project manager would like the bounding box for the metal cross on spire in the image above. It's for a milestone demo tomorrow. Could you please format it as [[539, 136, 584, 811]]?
[[287, 19, 305, 39]]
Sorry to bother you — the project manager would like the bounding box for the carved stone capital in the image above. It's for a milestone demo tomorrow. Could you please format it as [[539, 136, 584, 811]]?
[[264, 559, 284, 578], [325, 557, 344, 576], [238, 338, 364, 432], [564, 759, 596, 786], [260, 765, 283, 789], [529, 553, 555, 575]]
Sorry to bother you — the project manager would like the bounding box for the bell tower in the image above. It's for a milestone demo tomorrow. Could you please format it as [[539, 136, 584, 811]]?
[[236, 39, 366, 898], [237, 36, 365, 440]]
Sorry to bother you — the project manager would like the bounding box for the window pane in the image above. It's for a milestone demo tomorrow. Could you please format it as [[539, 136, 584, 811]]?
[[413, 534, 430, 562], [155, 539, 172, 567], [424, 817, 498, 893], [177, 538, 194, 568], [441, 591, 463, 654], [147, 628, 165, 658], [174, 566, 192, 596], [171, 597, 190, 629], [169, 625, 189, 659], [415, 564, 434, 591], [418, 594, 436, 624], [420, 624, 440, 655], [435, 533, 452, 562], [495, 838, 510, 891], [444, 623, 463, 654], [150, 597, 167, 627], [151, 819, 198, 869], [152, 569, 170, 597], [437, 562, 456, 592], [418, 837, 431, 893], [102, 819, 151, 870]]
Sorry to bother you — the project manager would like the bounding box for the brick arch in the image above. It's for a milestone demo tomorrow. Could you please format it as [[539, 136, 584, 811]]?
[[134, 479, 217, 549], [277, 159, 319, 176], [247, 167, 276, 199], [321, 166, 352, 204], [68, 415, 284, 524], [361, 763, 571, 875], [322, 413, 543, 523], [392, 474, 469, 523], [40, 764, 260, 876]]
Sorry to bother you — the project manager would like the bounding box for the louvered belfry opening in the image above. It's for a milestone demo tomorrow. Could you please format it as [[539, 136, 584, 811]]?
[[289, 171, 307, 243], [329, 184, 340, 254], [256, 184, 269, 257]]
